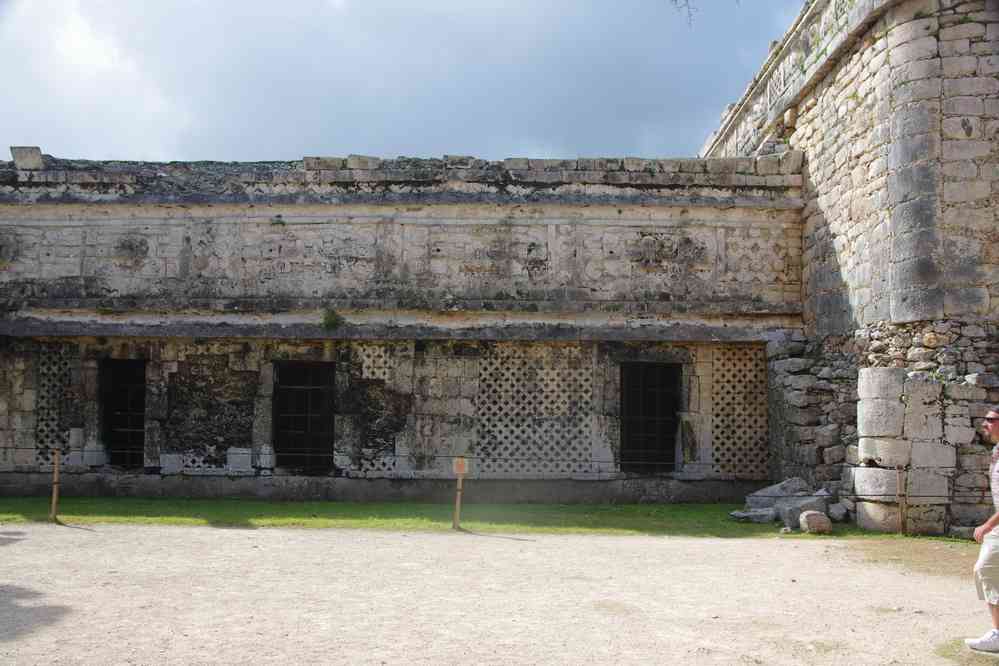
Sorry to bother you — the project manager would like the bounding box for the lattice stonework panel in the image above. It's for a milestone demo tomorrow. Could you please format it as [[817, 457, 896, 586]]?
[[710, 346, 768, 479], [35, 349, 72, 465], [474, 344, 593, 475], [355, 343, 390, 381]]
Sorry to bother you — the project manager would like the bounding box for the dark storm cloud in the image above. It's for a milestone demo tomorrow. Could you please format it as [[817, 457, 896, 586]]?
[[0, 0, 803, 161]]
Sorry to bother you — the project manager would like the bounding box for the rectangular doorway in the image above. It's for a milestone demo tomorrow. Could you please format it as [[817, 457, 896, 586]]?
[[100, 359, 147, 469], [620, 363, 681, 473], [273, 362, 336, 473]]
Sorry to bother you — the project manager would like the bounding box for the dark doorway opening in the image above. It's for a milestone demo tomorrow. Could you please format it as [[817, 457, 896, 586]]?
[[101, 359, 147, 469], [273, 362, 336, 474], [620, 362, 681, 474]]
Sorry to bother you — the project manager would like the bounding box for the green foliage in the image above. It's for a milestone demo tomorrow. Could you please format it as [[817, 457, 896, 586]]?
[[321, 308, 345, 330]]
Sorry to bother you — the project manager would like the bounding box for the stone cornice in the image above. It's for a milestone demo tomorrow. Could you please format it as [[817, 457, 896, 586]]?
[[1, 150, 804, 208], [701, 0, 901, 158]]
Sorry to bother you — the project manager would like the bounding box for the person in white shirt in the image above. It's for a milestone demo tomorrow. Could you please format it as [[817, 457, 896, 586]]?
[[966, 409, 999, 653]]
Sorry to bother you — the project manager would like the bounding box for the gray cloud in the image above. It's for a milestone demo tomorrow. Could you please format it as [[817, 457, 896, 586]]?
[[0, 0, 802, 161]]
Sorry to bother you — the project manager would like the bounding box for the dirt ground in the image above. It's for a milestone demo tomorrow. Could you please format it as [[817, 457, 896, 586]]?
[[0, 523, 996, 665]]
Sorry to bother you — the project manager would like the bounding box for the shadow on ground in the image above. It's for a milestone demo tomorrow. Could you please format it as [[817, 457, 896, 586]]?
[[0, 585, 71, 642], [0, 530, 26, 547]]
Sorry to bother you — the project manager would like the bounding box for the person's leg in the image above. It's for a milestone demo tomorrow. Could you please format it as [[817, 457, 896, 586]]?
[[967, 542, 999, 651]]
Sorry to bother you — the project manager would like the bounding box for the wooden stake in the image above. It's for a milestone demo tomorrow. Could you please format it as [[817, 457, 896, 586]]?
[[452, 456, 467, 530], [900, 466, 908, 536], [895, 465, 905, 536], [453, 474, 464, 530], [49, 448, 61, 522]]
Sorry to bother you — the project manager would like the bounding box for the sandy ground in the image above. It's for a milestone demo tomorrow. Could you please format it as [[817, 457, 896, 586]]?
[[0, 523, 994, 665]]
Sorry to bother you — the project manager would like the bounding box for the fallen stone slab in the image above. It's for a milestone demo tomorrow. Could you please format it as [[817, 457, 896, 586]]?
[[828, 503, 848, 523], [799, 510, 832, 534], [746, 477, 811, 509], [777, 495, 829, 529], [948, 526, 974, 540], [729, 508, 777, 524]]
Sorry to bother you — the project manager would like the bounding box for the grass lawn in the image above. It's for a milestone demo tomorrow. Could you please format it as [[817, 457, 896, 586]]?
[[0, 496, 885, 538]]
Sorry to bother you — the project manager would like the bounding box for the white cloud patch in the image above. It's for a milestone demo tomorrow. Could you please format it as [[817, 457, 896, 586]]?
[[0, 0, 805, 162], [0, 0, 189, 160]]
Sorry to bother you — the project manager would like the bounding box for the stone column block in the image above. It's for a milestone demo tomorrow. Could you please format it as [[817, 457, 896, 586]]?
[[858, 368, 907, 399], [854, 467, 898, 500], [858, 398, 905, 437], [856, 501, 900, 533], [858, 437, 911, 466]]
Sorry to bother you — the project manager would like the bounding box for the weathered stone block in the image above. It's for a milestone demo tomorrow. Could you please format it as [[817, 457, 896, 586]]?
[[856, 502, 899, 532], [226, 447, 252, 474], [858, 437, 911, 466], [854, 467, 898, 500], [772, 358, 814, 374], [10, 146, 43, 170], [83, 447, 106, 467], [799, 510, 832, 534], [828, 502, 849, 523], [784, 390, 811, 407], [823, 445, 846, 464], [906, 469, 949, 505], [346, 155, 381, 170], [952, 502, 993, 526], [945, 382, 988, 401], [891, 286, 945, 323], [945, 424, 977, 446], [785, 407, 821, 426], [910, 440, 956, 470], [857, 398, 905, 437], [966, 373, 999, 387], [745, 477, 811, 509], [858, 368, 906, 399], [905, 504, 946, 535], [729, 508, 777, 523], [778, 495, 828, 530], [160, 453, 183, 475], [904, 405, 942, 440], [814, 423, 841, 448]]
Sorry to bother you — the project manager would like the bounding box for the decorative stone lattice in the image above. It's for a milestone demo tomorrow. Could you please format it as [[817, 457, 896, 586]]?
[[355, 343, 390, 381], [351, 343, 396, 473], [711, 346, 768, 479], [182, 451, 224, 473], [475, 345, 592, 475], [35, 348, 71, 465], [356, 448, 396, 474]]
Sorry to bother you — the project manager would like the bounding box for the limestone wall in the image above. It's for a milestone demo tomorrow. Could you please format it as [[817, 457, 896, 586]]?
[[0, 202, 802, 319], [704, 0, 999, 337], [0, 151, 805, 341], [0, 337, 771, 485]]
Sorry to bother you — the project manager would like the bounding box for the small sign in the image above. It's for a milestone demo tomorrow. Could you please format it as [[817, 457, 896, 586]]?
[[452, 456, 468, 476]]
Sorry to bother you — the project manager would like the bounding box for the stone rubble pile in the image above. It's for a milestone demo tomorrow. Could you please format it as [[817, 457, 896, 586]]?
[[730, 476, 848, 533]]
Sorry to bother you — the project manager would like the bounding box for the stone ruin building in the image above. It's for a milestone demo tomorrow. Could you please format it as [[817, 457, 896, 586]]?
[[0, 0, 997, 534]]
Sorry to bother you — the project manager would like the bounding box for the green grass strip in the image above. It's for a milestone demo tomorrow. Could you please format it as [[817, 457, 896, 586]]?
[[0, 496, 886, 538]]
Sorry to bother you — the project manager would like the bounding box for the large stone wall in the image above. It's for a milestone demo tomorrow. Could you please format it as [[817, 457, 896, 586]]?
[[0, 150, 804, 343], [706, 0, 999, 532], [706, 0, 999, 336], [0, 337, 774, 501]]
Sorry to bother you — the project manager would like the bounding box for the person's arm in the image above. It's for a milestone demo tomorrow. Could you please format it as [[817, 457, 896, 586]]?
[[975, 511, 999, 543]]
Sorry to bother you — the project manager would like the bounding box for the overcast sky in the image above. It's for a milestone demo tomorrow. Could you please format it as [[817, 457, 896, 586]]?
[[0, 0, 803, 162]]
